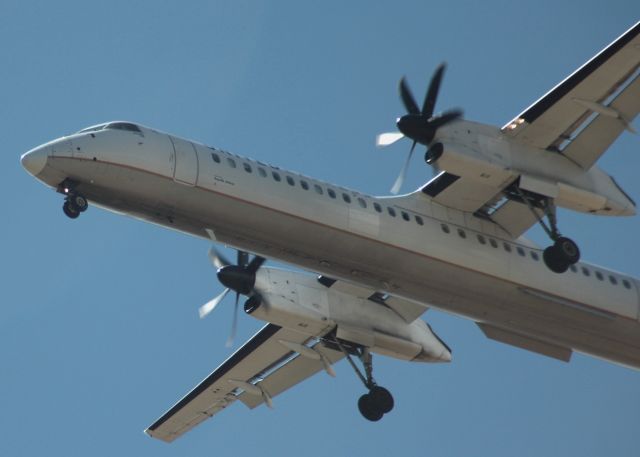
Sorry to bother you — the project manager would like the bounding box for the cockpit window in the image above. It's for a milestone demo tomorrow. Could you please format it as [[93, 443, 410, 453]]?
[[105, 122, 142, 133], [77, 124, 107, 133], [77, 122, 143, 134]]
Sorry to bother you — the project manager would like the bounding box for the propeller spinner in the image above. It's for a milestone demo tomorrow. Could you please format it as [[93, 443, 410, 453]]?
[[377, 63, 463, 194], [199, 247, 266, 347]]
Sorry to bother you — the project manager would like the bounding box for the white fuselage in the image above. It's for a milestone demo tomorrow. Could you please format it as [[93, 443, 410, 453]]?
[[22, 122, 640, 368]]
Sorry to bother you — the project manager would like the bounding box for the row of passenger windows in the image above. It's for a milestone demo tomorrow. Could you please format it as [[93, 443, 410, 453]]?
[[439, 223, 632, 289], [211, 151, 427, 223], [211, 151, 633, 291]]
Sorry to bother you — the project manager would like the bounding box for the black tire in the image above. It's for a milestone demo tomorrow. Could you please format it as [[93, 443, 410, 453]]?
[[71, 194, 88, 212], [554, 237, 580, 264], [63, 201, 80, 219], [358, 393, 383, 422], [370, 386, 394, 414], [543, 246, 568, 273]]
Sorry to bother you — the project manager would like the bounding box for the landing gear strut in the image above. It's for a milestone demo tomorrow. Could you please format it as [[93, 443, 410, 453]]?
[[58, 180, 88, 219], [516, 189, 580, 273], [332, 338, 394, 421], [537, 199, 580, 273]]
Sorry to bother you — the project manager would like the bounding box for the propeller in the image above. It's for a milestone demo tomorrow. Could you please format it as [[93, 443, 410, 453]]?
[[377, 63, 463, 194], [199, 247, 266, 347]]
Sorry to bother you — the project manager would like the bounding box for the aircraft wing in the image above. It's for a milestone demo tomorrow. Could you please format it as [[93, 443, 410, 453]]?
[[318, 276, 428, 323], [145, 323, 343, 443], [502, 21, 640, 169]]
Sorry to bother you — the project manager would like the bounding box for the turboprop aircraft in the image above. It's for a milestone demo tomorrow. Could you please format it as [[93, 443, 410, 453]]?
[[21, 21, 640, 442]]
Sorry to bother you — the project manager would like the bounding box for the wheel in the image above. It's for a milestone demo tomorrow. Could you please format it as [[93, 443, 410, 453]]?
[[554, 237, 580, 264], [370, 386, 394, 414], [71, 194, 88, 212], [358, 393, 383, 422], [543, 246, 568, 273], [62, 201, 80, 219]]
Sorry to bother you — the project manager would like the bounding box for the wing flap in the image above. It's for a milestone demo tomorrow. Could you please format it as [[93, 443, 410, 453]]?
[[562, 73, 640, 169], [488, 199, 541, 239], [318, 277, 428, 323], [145, 324, 339, 443], [477, 322, 572, 362], [239, 344, 343, 409], [421, 172, 503, 213]]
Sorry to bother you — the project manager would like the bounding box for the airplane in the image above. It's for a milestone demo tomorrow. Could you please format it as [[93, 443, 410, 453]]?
[[20, 20, 640, 442]]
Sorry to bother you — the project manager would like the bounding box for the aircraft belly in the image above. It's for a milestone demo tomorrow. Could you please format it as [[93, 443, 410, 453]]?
[[68, 160, 640, 369]]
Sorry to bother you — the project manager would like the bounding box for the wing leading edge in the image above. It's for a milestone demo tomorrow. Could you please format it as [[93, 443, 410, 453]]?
[[145, 323, 343, 443], [503, 21, 640, 165]]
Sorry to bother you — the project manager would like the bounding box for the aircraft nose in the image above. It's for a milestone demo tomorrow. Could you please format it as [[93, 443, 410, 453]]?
[[20, 146, 49, 177]]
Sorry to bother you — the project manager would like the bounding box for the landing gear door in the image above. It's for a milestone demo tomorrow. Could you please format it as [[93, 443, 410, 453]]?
[[170, 136, 199, 186]]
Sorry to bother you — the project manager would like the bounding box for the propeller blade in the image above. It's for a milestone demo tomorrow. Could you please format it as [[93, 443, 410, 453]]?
[[429, 109, 463, 129], [422, 63, 446, 118], [225, 292, 240, 347], [208, 247, 231, 270], [399, 77, 420, 114], [246, 255, 266, 274], [199, 288, 230, 319], [237, 251, 249, 268], [376, 132, 405, 147], [390, 141, 417, 195]]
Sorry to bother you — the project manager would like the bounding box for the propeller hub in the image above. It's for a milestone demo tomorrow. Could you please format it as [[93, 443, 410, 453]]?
[[217, 266, 255, 295], [397, 114, 435, 146]]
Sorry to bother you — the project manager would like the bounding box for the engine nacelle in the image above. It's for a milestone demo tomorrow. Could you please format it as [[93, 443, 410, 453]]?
[[428, 141, 515, 188]]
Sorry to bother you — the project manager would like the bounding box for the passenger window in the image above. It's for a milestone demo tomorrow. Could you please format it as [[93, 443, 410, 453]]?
[[581, 267, 590, 277], [211, 152, 221, 163], [358, 197, 367, 208], [300, 180, 309, 190], [286, 176, 295, 186], [342, 193, 351, 203], [388, 207, 396, 217], [569, 264, 578, 273], [516, 247, 525, 256], [609, 275, 618, 285], [623, 279, 632, 289], [503, 242, 512, 253], [477, 235, 486, 245], [401, 211, 410, 221], [314, 184, 323, 195], [258, 167, 267, 177], [243, 163, 252, 173], [595, 271, 604, 281], [530, 251, 539, 261], [441, 223, 450, 233], [227, 157, 236, 168], [272, 171, 281, 182], [373, 202, 382, 213], [327, 188, 336, 199], [457, 229, 466, 239], [415, 215, 424, 226], [489, 239, 498, 248]]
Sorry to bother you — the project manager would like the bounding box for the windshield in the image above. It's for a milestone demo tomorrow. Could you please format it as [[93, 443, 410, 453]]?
[[105, 122, 142, 133], [77, 122, 142, 134]]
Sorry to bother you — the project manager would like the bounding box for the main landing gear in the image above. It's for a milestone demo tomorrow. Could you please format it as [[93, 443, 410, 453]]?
[[537, 199, 580, 274], [58, 180, 88, 219], [516, 189, 580, 273], [332, 338, 394, 421]]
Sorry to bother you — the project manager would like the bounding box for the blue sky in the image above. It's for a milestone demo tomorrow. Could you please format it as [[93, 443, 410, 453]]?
[[3, 1, 640, 456]]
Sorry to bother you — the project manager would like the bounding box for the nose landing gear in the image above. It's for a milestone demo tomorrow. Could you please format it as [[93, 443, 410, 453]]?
[[58, 180, 88, 219]]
